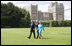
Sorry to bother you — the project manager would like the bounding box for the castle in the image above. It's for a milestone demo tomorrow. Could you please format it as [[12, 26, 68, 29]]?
[[23, 2, 64, 22]]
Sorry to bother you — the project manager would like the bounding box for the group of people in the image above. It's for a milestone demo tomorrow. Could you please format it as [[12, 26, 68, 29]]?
[[28, 20, 45, 39]]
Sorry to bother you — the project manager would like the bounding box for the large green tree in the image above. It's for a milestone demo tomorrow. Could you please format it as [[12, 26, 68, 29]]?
[[1, 2, 31, 28]]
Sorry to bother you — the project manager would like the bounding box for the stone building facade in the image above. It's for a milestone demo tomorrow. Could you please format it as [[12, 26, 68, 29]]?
[[24, 4, 38, 21], [23, 2, 64, 22], [38, 11, 43, 21], [48, 2, 64, 22]]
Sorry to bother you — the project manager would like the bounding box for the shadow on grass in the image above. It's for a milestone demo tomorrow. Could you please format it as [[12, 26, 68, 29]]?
[[24, 36, 50, 39], [41, 37, 50, 39]]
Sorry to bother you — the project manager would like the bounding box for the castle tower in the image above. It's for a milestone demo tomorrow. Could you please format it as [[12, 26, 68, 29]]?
[[48, 2, 64, 22], [24, 4, 38, 21]]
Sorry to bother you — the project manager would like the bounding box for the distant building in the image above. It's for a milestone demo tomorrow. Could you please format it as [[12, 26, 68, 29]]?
[[48, 2, 64, 22], [38, 11, 43, 21], [23, 2, 64, 22], [43, 12, 53, 21], [24, 4, 38, 21]]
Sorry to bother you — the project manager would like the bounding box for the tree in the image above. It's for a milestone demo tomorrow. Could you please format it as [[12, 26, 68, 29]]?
[[52, 21, 59, 27], [1, 2, 31, 28], [19, 9, 31, 27]]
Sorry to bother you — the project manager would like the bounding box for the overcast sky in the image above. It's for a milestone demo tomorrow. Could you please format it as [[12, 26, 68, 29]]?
[[1, 1, 71, 20]]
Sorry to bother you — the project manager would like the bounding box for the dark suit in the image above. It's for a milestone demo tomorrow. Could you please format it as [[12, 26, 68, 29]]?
[[28, 22, 36, 39]]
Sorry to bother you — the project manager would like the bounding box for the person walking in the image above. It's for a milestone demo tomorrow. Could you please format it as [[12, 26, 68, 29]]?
[[37, 21, 45, 39], [28, 20, 36, 39]]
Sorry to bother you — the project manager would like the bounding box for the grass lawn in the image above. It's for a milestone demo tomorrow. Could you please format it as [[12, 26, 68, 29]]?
[[1, 27, 71, 45]]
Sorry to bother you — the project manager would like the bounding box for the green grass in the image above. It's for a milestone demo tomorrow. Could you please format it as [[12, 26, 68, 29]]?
[[1, 27, 71, 45]]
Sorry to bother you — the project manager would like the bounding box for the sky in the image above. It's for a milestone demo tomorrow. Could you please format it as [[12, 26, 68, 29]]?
[[1, 1, 71, 20]]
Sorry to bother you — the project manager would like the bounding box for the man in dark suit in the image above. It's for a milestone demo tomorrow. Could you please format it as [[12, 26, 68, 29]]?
[[28, 20, 36, 39]]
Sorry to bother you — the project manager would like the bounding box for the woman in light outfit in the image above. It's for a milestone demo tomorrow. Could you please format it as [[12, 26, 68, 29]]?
[[37, 21, 45, 39]]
